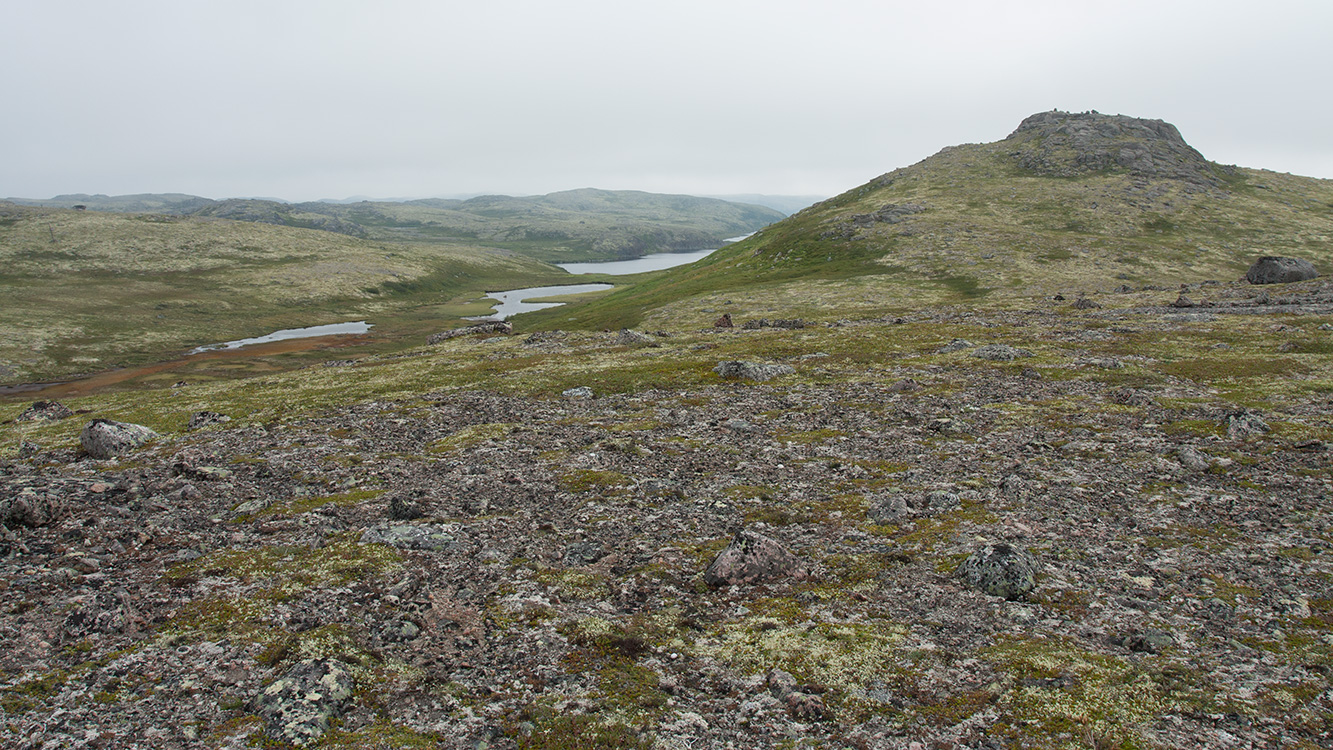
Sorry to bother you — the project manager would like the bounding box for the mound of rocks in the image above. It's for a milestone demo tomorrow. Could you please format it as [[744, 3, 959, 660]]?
[[16, 400, 74, 422]]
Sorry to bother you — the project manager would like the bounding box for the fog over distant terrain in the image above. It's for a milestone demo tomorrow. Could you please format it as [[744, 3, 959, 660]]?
[[4, 0, 1331, 202]]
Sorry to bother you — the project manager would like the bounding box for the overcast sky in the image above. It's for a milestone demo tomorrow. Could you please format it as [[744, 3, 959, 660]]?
[[4, 0, 1331, 202]]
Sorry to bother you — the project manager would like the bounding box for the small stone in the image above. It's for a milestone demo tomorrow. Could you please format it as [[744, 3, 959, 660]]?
[[1121, 629, 1174, 653], [564, 541, 606, 566], [1176, 445, 1212, 472], [1223, 410, 1269, 440], [614, 329, 654, 347], [959, 544, 1040, 600]]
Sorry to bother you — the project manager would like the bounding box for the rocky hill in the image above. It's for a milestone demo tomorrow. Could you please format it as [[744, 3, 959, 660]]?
[[533, 111, 1333, 330]]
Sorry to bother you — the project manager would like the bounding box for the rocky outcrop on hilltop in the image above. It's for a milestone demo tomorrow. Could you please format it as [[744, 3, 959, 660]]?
[[1006, 110, 1235, 187]]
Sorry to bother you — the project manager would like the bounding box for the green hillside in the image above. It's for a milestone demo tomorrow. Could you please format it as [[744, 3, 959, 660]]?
[[528, 111, 1333, 330], [0, 205, 568, 384], [7, 188, 785, 263]]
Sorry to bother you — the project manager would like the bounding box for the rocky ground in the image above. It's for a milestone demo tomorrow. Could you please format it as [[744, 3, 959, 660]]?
[[2, 281, 1332, 749]]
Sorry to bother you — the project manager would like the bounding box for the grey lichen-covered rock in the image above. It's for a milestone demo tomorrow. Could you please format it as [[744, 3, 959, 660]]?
[[562, 386, 595, 399], [1224, 410, 1270, 440], [959, 544, 1040, 600], [1, 489, 62, 528], [427, 320, 512, 344], [253, 658, 355, 746], [936, 338, 974, 354], [16, 400, 74, 422], [79, 419, 159, 460], [704, 528, 806, 587], [361, 523, 461, 551], [614, 329, 655, 347], [971, 344, 1033, 361], [1176, 445, 1212, 472], [563, 541, 606, 566], [1245, 256, 1318, 285], [867, 494, 910, 524], [713, 361, 795, 382], [186, 410, 231, 431]]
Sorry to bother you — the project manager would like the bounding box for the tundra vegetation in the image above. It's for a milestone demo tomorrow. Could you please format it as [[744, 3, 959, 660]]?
[[1, 112, 1331, 748]]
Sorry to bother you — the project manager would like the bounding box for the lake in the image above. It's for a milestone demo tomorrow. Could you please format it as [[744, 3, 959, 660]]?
[[188, 321, 373, 354], [472, 240, 741, 319]]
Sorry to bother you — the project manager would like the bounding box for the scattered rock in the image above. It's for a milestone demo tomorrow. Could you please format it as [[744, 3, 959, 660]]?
[[972, 344, 1033, 361], [1176, 445, 1212, 472], [564, 541, 606, 566], [1121, 629, 1175, 654], [959, 544, 1040, 600], [1170, 293, 1195, 308], [1224, 410, 1270, 440], [0, 489, 62, 528], [741, 318, 808, 330], [704, 529, 805, 587], [713, 313, 733, 328], [253, 659, 355, 746], [713, 361, 795, 382], [937, 338, 974, 354], [387, 492, 425, 521], [1071, 297, 1101, 310], [79, 419, 159, 460], [887, 378, 921, 393], [15, 400, 73, 422], [867, 494, 910, 524], [360, 523, 462, 551], [187, 411, 231, 430], [614, 329, 655, 347], [562, 386, 595, 399], [427, 320, 512, 344], [1245, 256, 1318, 285]]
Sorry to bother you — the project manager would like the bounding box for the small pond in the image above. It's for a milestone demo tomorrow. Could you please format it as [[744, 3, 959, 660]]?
[[188, 321, 373, 354], [470, 284, 613, 320]]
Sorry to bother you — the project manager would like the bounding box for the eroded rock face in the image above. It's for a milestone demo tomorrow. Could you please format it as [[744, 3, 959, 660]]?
[[253, 659, 355, 746], [1007, 110, 1229, 186], [959, 544, 1040, 600], [1246, 256, 1318, 285], [704, 529, 805, 587], [713, 361, 795, 381], [79, 419, 159, 460]]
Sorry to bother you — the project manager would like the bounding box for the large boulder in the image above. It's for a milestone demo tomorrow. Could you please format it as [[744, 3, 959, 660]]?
[[704, 529, 806, 587], [959, 544, 1040, 600], [79, 419, 159, 459], [1246, 256, 1318, 285]]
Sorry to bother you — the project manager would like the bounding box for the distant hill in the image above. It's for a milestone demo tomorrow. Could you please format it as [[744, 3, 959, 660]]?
[[532, 110, 1333, 329], [6, 188, 786, 263]]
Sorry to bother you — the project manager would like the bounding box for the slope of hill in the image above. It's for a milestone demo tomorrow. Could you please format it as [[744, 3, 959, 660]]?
[[531, 111, 1333, 330], [0, 205, 568, 384]]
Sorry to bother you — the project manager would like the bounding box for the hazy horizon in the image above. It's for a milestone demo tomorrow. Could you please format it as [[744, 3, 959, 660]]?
[[5, 1, 1332, 202]]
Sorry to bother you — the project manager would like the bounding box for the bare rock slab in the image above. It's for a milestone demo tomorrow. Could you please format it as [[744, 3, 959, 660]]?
[[959, 544, 1040, 600], [79, 419, 159, 459], [704, 528, 806, 587]]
